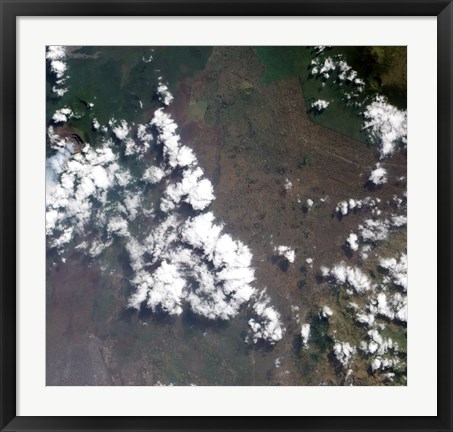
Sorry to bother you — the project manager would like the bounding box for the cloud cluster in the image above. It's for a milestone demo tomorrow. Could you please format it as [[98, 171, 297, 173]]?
[[125, 206, 272, 328], [46, 74, 284, 344], [369, 292, 407, 323], [300, 323, 311, 348], [46, 45, 69, 96], [341, 214, 405, 262], [46, 138, 133, 250], [151, 108, 198, 169], [346, 233, 359, 251], [109, 119, 154, 157], [363, 95, 407, 158], [359, 329, 401, 372], [391, 215, 407, 228], [358, 218, 390, 243], [318, 184, 406, 379], [284, 178, 293, 190], [380, 254, 407, 291], [274, 245, 295, 263], [333, 341, 356, 368], [311, 99, 330, 112], [161, 167, 215, 212], [143, 166, 166, 184], [311, 57, 336, 79], [157, 79, 174, 106], [336, 196, 405, 260], [391, 193, 407, 210], [314, 46, 330, 54], [368, 163, 388, 185], [320, 305, 333, 319], [52, 107, 73, 123], [110, 119, 129, 140], [335, 197, 380, 217], [321, 262, 373, 294], [47, 126, 71, 150], [125, 210, 261, 324], [248, 293, 285, 344], [310, 54, 365, 93], [355, 311, 376, 327]]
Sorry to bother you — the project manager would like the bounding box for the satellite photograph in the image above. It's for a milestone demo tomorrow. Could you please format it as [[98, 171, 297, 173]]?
[[46, 46, 407, 386]]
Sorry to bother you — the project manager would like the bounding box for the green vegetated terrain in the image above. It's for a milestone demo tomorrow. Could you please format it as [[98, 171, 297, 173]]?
[[254, 46, 407, 144]]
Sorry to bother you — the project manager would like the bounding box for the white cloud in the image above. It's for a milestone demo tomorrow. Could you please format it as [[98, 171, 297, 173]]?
[[47, 126, 68, 149], [181, 212, 223, 258], [48, 60, 66, 79], [160, 167, 215, 212], [359, 244, 372, 261], [311, 99, 330, 111], [391, 215, 407, 227], [107, 216, 129, 237], [380, 254, 407, 291], [360, 329, 399, 356], [147, 261, 187, 315], [123, 193, 142, 221], [52, 107, 73, 123], [125, 210, 260, 323], [335, 196, 380, 217], [46, 45, 66, 61], [248, 294, 285, 344], [115, 169, 132, 187], [46, 45, 67, 79], [370, 356, 401, 372], [368, 163, 388, 185], [137, 124, 153, 143], [143, 166, 166, 184], [359, 218, 390, 243], [130, 261, 186, 315], [151, 109, 198, 169], [324, 262, 373, 294], [52, 86, 69, 97], [47, 46, 69, 96], [301, 323, 311, 348], [363, 95, 407, 158], [124, 138, 150, 157], [355, 311, 375, 327], [310, 53, 365, 94], [369, 292, 407, 323], [112, 119, 130, 140], [157, 80, 174, 106], [46, 141, 130, 245], [50, 226, 74, 249], [337, 200, 349, 215], [346, 233, 359, 251], [274, 245, 295, 263], [359, 329, 401, 373], [320, 305, 333, 319], [333, 341, 356, 368]]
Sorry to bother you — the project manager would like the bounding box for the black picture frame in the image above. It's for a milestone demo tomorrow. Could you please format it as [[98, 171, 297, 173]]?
[[1, 0, 451, 431]]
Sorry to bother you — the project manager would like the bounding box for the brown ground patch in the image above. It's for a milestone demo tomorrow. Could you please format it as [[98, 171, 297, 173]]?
[[174, 47, 406, 384]]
